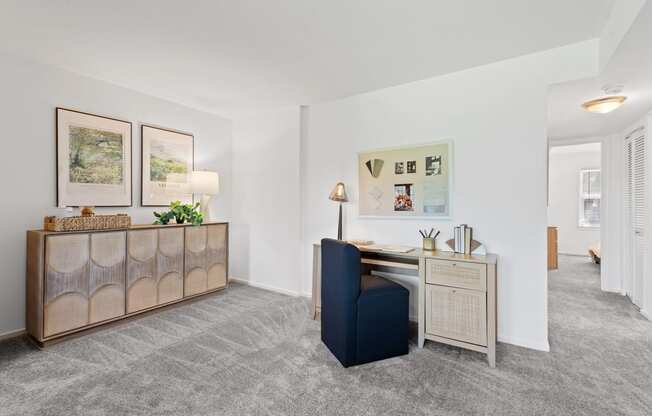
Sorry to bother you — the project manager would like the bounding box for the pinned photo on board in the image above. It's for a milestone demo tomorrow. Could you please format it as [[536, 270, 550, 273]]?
[[425, 155, 442, 176], [407, 160, 416, 173], [394, 184, 414, 211], [395, 162, 405, 174]]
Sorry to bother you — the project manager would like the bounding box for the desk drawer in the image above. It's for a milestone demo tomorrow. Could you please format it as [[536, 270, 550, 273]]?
[[426, 259, 486, 291], [426, 284, 487, 346]]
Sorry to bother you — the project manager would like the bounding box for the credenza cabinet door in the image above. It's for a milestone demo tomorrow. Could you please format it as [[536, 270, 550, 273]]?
[[184, 224, 227, 296], [127, 228, 184, 313], [89, 232, 126, 324], [206, 224, 228, 290], [425, 284, 487, 346], [156, 228, 184, 304], [127, 229, 158, 313], [44, 232, 126, 338], [44, 234, 90, 337]]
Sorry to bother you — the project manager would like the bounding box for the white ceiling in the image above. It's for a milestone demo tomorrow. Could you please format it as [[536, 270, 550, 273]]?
[[548, 1, 652, 140], [0, 0, 615, 117]]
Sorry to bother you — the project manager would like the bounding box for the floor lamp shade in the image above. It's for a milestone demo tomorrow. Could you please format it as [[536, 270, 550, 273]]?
[[329, 182, 348, 202], [329, 182, 348, 240]]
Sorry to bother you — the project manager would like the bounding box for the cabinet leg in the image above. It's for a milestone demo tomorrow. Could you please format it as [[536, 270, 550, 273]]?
[[488, 348, 496, 368]]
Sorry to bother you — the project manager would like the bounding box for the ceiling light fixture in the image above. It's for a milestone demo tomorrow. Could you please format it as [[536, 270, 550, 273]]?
[[581, 85, 627, 114]]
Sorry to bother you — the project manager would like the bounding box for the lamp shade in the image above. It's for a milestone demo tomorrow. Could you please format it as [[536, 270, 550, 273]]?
[[191, 171, 220, 195], [329, 182, 348, 202]]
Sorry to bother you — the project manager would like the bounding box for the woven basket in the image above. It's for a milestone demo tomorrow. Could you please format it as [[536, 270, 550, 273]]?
[[44, 214, 131, 232]]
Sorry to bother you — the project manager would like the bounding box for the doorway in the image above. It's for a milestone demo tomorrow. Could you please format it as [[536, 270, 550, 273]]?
[[548, 142, 602, 273]]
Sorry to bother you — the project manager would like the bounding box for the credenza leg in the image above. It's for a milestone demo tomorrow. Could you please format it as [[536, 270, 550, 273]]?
[[488, 347, 496, 368]]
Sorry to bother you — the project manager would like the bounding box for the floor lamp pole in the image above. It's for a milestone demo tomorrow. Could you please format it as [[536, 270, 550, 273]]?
[[337, 202, 343, 240]]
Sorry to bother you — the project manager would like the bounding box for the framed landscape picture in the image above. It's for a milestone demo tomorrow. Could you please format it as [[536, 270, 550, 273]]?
[[141, 125, 194, 206], [358, 140, 453, 218], [56, 108, 132, 207]]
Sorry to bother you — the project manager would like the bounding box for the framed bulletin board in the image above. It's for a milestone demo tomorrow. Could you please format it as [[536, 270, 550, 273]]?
[[358, 141, 453, 219]]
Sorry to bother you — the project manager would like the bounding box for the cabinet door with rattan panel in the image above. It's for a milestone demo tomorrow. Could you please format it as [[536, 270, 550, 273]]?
[[184, 224, 227, 296], [425, 284, 487, 346], [44, 234, 90, 338]]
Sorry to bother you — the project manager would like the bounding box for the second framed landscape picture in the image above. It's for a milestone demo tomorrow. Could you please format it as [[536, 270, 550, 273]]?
[[141, 125, 194, 206]]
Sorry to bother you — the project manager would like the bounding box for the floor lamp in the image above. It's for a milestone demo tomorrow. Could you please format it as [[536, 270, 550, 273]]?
[[328, 182, 348, 240]]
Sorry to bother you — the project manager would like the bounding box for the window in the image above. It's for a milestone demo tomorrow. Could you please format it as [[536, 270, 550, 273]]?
[[579, 169, 600, 228]]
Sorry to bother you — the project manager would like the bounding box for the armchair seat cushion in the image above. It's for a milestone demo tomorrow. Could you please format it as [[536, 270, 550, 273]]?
[[360, 274, 407, 296], [357, 274, 409, 365]]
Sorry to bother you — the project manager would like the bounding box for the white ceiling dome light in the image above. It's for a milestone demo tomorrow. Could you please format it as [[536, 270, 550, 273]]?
[[581, 85, 627, 114]]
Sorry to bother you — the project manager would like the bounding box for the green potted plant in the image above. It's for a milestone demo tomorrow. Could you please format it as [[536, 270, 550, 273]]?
[[154, 201, 204, 225]]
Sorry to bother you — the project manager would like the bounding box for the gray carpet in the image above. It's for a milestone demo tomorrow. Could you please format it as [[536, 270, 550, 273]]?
[[1, 255, 651, 415]]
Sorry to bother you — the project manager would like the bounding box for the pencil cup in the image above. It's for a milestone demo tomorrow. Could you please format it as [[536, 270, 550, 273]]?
[[422, 237, 435, 251]]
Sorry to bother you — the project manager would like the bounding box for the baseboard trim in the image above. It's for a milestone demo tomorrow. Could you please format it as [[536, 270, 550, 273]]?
[[558, 253, 591, 258], [0, 328, 26, 341], [229, 276, 301, 297], [498, 335, 550, 352], [602, 287, 626, 295]]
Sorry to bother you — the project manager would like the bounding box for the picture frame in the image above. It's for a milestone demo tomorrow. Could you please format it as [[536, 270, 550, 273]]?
[[56, 107, 133, 207], [140, 124, 194, 207], [358, 140, 454, 219]]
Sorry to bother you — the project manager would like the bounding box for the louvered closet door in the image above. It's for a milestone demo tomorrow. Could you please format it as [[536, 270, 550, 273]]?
[[624, 128, 646, 307]]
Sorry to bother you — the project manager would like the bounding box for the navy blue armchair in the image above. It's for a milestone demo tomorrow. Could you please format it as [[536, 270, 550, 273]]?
[[321, 238, 409, 367]]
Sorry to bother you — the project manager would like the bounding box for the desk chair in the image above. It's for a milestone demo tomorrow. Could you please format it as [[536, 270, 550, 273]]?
[[320, 238, 409, 367]]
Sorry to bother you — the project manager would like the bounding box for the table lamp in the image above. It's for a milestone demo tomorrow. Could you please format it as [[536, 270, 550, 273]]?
[[329, 182, 348, 240], [191, 170, 220, 221]]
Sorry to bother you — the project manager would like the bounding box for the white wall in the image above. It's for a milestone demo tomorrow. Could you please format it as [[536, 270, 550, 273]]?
[[600, 133, 623, 293], [301, 41, 598, 351], [548, 143, 601, 255], [230, 107, 302, 295], [0, 52, 232, 336]]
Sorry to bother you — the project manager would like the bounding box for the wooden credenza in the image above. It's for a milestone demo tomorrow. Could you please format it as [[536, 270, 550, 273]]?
[[26, 222, 228, 345]]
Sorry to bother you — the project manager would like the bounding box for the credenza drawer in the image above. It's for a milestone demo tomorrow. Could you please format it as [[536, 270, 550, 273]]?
[[426, 259, 487, 291], [425, 284, 487, 346]]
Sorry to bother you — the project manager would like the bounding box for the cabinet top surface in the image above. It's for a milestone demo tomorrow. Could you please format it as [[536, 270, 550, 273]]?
[[29, 221, 229, 235], [313, 242, 497, 264]]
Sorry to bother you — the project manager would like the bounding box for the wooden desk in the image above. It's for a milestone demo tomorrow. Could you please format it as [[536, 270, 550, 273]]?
[[312, 243, 498, 367]]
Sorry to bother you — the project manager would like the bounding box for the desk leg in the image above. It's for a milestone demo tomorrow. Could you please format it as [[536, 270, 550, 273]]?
[[312, 244, 321, 321], [418, 256, 425, 348]]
